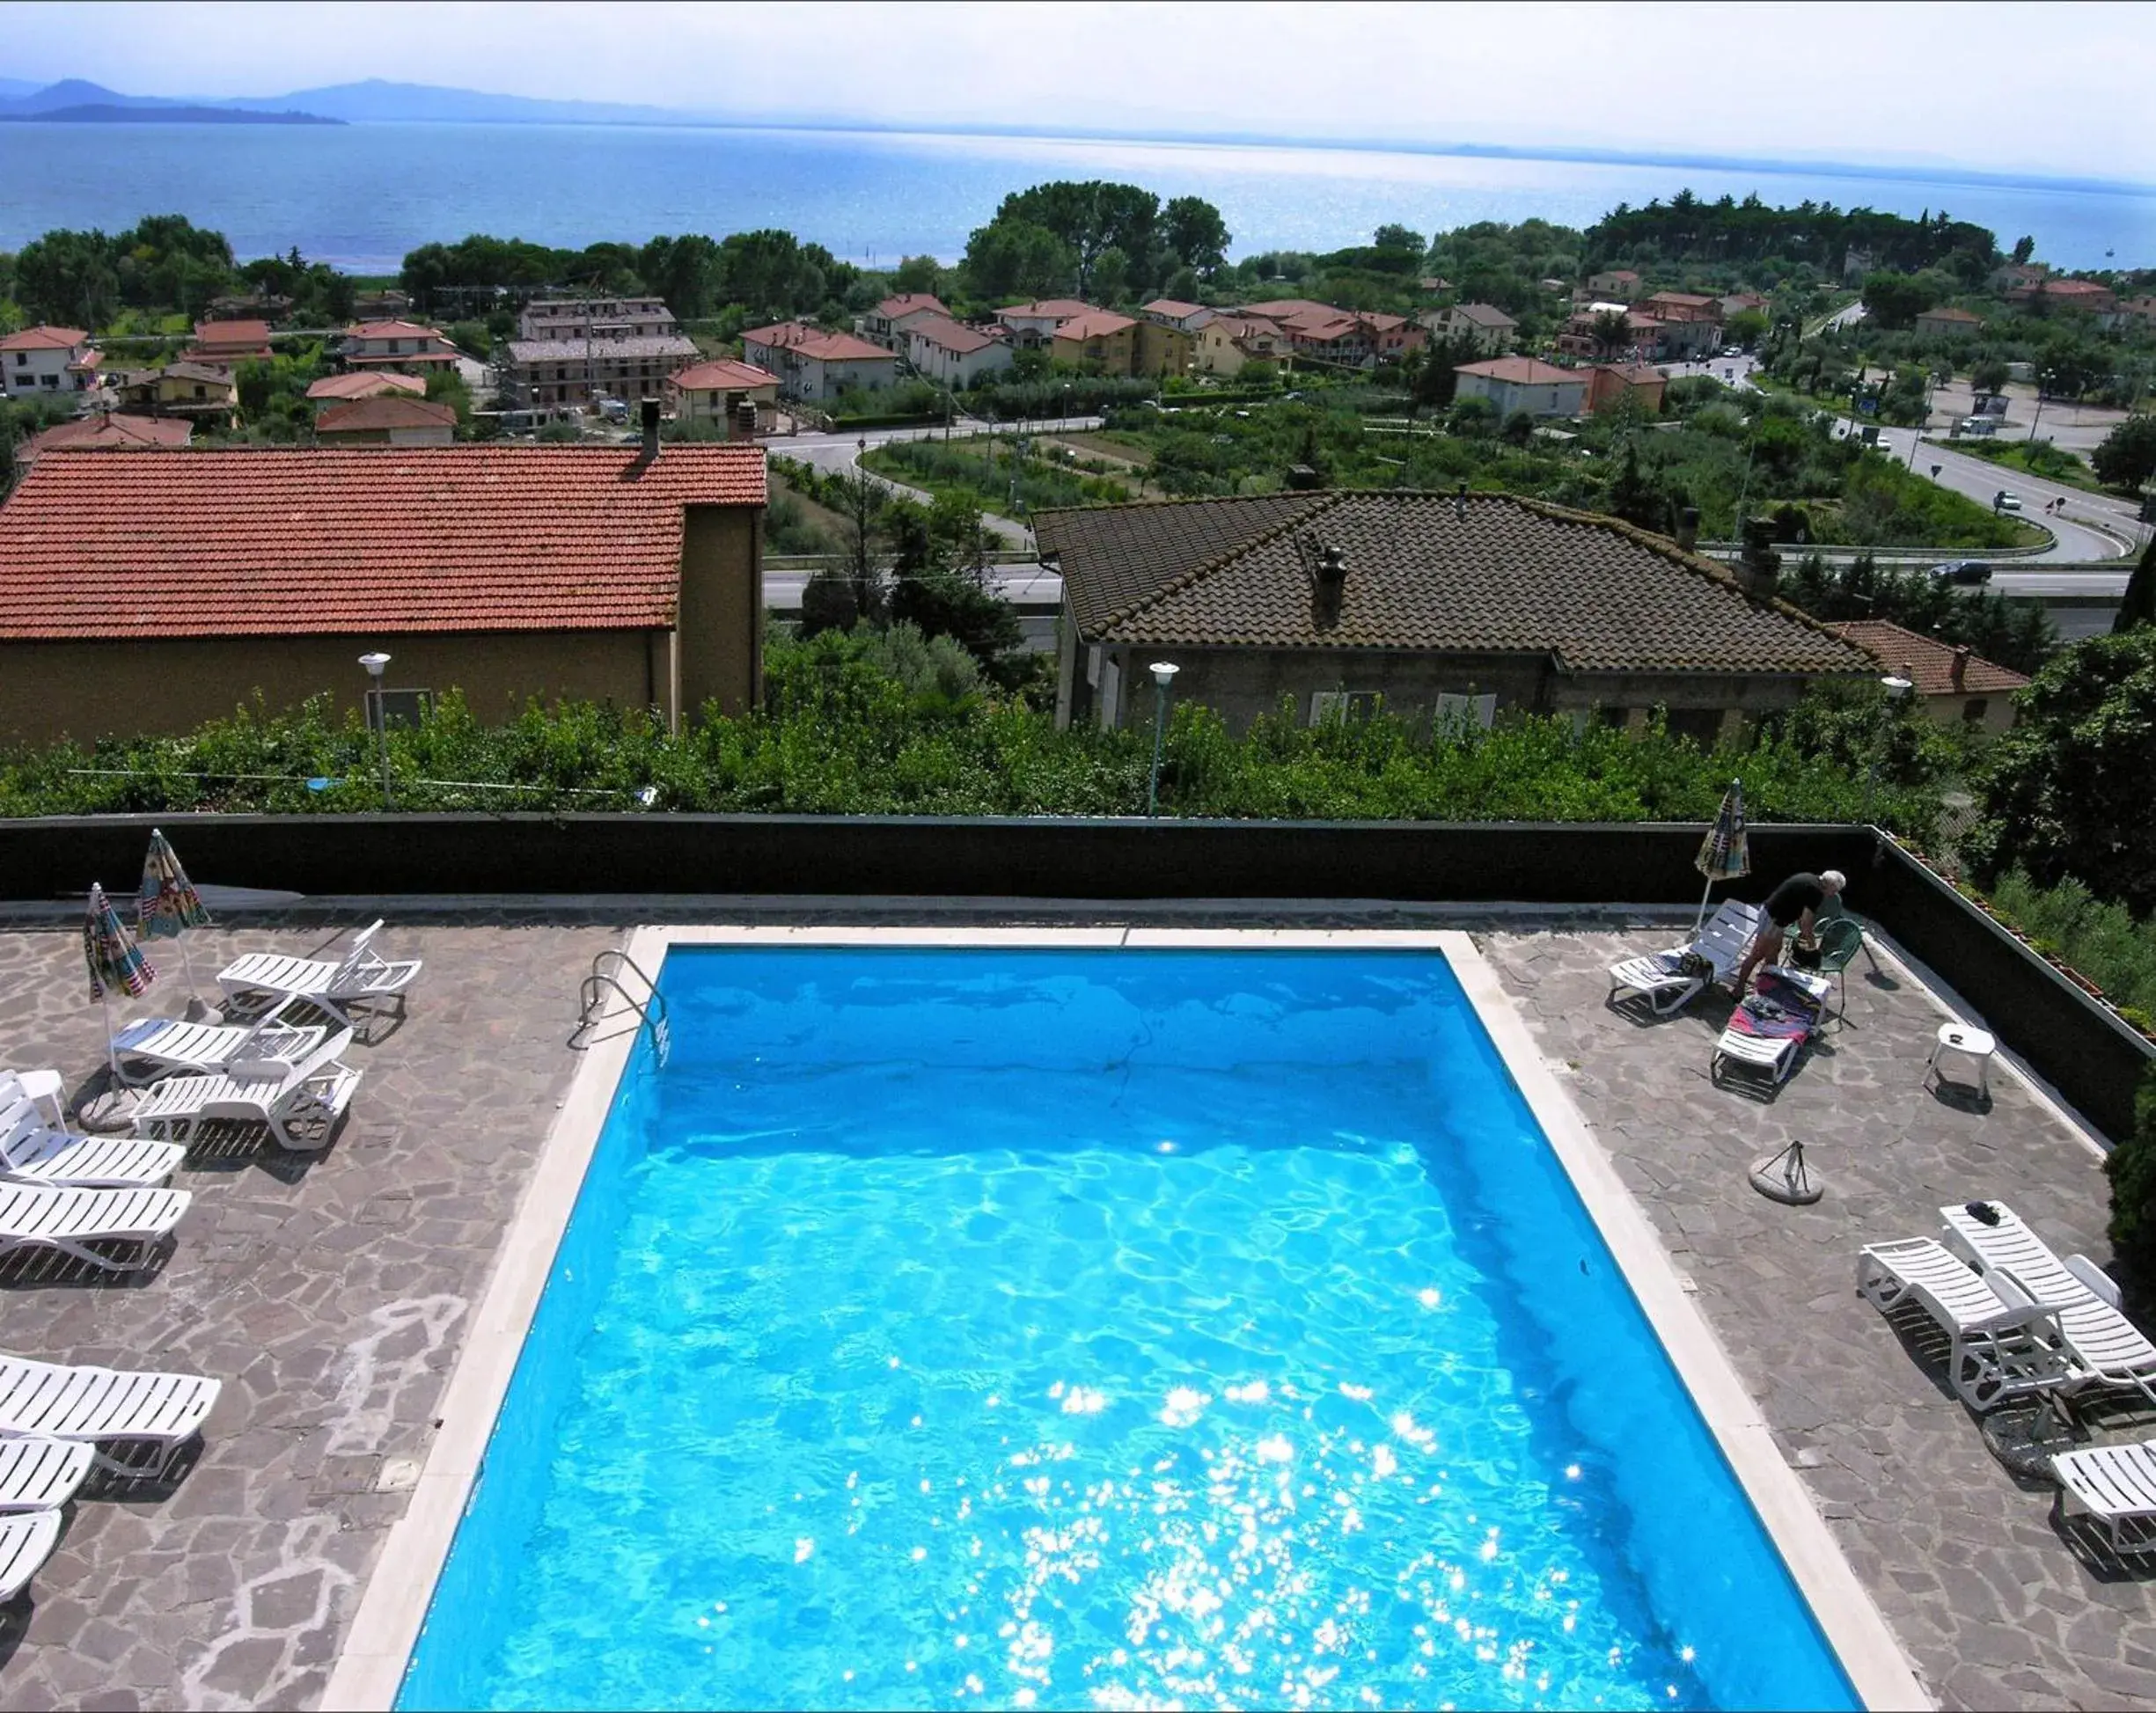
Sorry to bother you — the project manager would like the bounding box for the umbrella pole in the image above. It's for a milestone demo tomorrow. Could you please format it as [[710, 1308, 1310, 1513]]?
[[179, 936, 207, 1021], [1695, 872, 1716, 933]]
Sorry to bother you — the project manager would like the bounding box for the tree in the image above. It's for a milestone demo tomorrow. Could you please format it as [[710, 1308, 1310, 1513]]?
[[2013, 234, 2035, 265], [1090, 246, 1133, 308], [13, 229, 120, 329], [961, 220, 1074, 302], [1161, 196, 1230, 279], [830, 465, 889, 625], [1971, 627, 2156, 914], [1588, 309, 1632, 362], [1372, 224, 1426, 267], [233, 359, 275, 421], [638, 234, 722, 318], [892, 254, 942, 296], [2092, 415, 2156, 493], [1859, 270, 1937, 331], [993, 181, 1161, 296], [1971, 357, 2009, 395], [1725, 309, 1769, 348], [2116, 537, 2156, 634]]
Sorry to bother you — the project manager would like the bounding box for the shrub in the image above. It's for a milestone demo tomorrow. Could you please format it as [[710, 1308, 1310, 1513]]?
[[2108, 1065, 2156, 1302]]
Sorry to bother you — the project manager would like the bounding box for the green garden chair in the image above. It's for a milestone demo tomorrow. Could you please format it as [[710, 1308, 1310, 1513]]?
[[1812, 915, 1867, 1021]]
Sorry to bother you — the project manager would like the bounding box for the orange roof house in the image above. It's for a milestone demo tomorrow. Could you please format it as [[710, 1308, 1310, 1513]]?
[[18, 414, 191, 467], [0, 443, 769, 742], [1826, 619, 2028, 732], [184, 319, 275, 369], [306, 370, 428, 402]]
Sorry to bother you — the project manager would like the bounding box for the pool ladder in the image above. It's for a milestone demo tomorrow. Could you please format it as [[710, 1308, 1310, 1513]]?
[[578, 948, 671, 1066]]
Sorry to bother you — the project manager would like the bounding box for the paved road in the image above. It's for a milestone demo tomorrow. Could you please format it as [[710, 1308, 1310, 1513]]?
[[1854, 425, 2140, 560]]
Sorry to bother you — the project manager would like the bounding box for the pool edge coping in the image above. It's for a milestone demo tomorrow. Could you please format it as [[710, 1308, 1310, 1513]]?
[[323, 923, 1930, 1712]]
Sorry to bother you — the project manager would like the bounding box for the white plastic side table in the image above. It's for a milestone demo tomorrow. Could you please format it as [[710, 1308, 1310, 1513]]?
[[1927, 1022, 1996, 1102]]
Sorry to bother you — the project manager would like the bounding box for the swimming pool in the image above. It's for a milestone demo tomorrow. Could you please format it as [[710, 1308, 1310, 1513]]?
[[399, 943, 1860, 1711]]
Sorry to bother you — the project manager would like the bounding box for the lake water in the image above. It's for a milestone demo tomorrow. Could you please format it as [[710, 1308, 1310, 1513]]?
[[0, 120, 2148, 275]]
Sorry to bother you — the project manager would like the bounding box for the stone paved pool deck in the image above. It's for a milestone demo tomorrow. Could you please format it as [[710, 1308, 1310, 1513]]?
[[0, 903, 2143, 1709]]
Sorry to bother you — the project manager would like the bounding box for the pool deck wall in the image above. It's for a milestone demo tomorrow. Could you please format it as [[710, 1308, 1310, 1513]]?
[[4, 814, 2146, 1140]]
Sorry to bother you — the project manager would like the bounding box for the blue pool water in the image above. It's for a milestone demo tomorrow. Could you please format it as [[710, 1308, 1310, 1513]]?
[[400, 948, 1857, 1712]]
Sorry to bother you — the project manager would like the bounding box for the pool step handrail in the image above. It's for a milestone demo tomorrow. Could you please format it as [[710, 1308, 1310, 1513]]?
[[577, 949, 671, 1065]]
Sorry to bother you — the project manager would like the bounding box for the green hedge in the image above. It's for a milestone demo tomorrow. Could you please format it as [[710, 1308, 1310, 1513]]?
[[1988, 868, 2156, 1036], [0, 633, 1940, 828]]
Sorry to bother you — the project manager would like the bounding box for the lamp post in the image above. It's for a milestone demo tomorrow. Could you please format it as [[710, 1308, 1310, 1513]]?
[[1862, 672, 1912, 826], [1147, 661, 1179, 816], [358, 652, 393, 809]]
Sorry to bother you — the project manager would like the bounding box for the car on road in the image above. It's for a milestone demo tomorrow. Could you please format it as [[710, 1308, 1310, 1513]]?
[[1995, 490, 2022, 512], [1721, 346, 1742, 358], [1927, 560, 1994, 585]]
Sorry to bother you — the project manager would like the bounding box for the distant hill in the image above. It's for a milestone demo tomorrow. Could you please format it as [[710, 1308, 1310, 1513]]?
[[221, 77, 700, 126], [0, 77, 46, 100], [0, 77, 185, 113], [0, 103, 341, 125]]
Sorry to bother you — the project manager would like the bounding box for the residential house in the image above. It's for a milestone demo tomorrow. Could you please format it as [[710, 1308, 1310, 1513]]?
[[1191, 314, 1289, 377], [17, 413, 190, 469], [206, 290, 290, 323], [1586, 269, 1642, 301], [1240, 300, 1423, 370], [340, 319, 461, 374], [860, 293, 950, 351], [306, 370, 428, 403], [1640, 291, 1722, 327], [1049, 311, 1139, 374], [1826, 619, 2028, 734], [0, 326, 99, 399], [1453, 356, 1588, 419], [1914, 306, 1984, 339], [1135, 320, 1197, 378], [500, 333, 703, 411], [1586, 363, 1666, 414], [904, 314, 1016, 388], [517, 297, 679, 341], [354, 288, 413, 320], [739, 322, 899, 402], [1718, 291, 1768, 320], [113, 362, 239, 422], [313, 397, 458, 446], [1421, 303, 1517, 355], [2100, 296, 2156, 333], [1991, 261, 2050, 295], [1140, 299, 1216, 333], [994, 299, 1096, 350], [2026, 278, 2117, 315], [0, 436, 767, 743], [1569, 306, 1715, 361], [665, 358, 781, 433], [183, 319, 275, 371], [1037, 490, 1874, 740]]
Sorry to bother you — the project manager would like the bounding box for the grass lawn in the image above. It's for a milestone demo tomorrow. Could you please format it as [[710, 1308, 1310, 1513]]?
[[1923, 436, 2108, 494], [862, 436, 1131, 515]]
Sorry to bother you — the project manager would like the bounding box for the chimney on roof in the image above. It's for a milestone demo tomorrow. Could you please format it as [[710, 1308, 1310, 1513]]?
[[1732, 515, 1779, 597], [1950, 644, 1971, 690], [730, 398, 758, 443], [1309, 539, 1346, 630], [628, 398, 661, 477], [1455, 480, 1469, 520], [1677, 506, 1699, 551]]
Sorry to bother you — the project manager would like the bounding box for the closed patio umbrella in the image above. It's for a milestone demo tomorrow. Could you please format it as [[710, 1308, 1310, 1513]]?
[[138, 828, 211, 1014], [85, 881, 157, 1050], [1694, 779, 1750, 931]]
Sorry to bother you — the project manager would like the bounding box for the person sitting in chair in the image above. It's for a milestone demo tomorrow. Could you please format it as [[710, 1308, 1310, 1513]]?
[[1732, 869, 1845, 999]]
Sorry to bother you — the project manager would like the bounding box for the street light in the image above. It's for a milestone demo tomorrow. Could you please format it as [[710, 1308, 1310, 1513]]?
[[358, 652, 393, 809], [1147, 661, 1180, 816], [1862, 672, 1913, 827]]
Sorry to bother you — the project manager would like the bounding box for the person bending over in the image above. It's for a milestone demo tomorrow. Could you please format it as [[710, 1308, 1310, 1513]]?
[[1731, 869, 1844, 999]]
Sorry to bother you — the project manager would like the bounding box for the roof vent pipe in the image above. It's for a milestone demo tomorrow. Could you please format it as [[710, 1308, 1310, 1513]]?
[[1455, 480, 1469, 520]]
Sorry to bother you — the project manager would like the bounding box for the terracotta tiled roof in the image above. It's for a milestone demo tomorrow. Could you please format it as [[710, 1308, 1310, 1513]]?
[[1455, 356, 1580, 384], [740, 323, 893, 362], [996, 299, 1094, 320], [1142, 299, 1204, 318], [1918, 306, 1984, 324], [0, 325, 90, 352], [1052, 311, 1137, 342], [1236, 299, 1338, 321], [1595, 362, 1666, 384], [0, 445, 766, 641], [314, 397, 458, 433], [1644, 292, 1718, 308], [19, 414, 192, 458], [907, 313, 998, 355], [2042, 279, 2110, 296], [668, 359, 780, 392], [873, 293, 947, 321], [305, 371, 427, 400], [1825, 620, 2029, 696], [191, 319, 273, 346], [1034, 491, 1875, 676], [1448, 304, 1518, 328], [122, 362, 234, 388], [344, 319, 445, 340]]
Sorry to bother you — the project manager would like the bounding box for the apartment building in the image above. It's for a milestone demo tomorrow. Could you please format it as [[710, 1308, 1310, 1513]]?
[[517, 297, 681, 341]]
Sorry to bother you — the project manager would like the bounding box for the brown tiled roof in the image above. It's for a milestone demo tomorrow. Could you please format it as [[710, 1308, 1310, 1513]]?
[[1825, 620, 2029, 696], [873, 293, 947, 320], [739, 323, 893, 362], [314, 397, 458, 433], [1456, 356, 1580, 384], [1448, 303, 1518, 328], [344, 319, 446, 340], [0, 445, 766, 641], [1918, 306, 1984, 324], [306, 370, 427, 400], [191, 319, 273, 346], [668, 358, 780, 392], [906, 313, 997, 355], [996, 299, 1095, 320], [19, 414, 192, 458], [1034, 491, 1876, 676], [0, 325, 90, 352], [1143, 299, 1204, 318], [1052, 311, 1137, 341], [1595, 362, 1666, 384]]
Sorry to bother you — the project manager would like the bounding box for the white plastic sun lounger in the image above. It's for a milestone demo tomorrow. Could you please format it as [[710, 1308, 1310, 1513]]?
[[2051, 1438, 2156, 1555], [1607, 899, 1762, 1016], [129, 1029, 359, 1153], [0, 1436, 92, 1513], [0, 1182, 190, 1272], [1856, 1235, 2070, 1411], [216, 920, 422, 1021], [0, 1097, 185, 1190], [0, 1352, 221, 1478], [1711, 964, 1834, 1089], [106, 996, 332, 1089], [1941, 1202, 2156, 1408], [0, 1510, 62, 1602]]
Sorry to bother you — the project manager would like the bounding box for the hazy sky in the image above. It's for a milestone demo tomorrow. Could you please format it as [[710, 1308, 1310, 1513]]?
[[2, 0, 2147, 179]]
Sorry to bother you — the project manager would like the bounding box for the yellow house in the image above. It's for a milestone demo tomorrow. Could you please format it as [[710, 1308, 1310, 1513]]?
[[1049, 311, 1138, 374], [1133, 319, 1194, 379], [114, 362, 238, 422], [1192, 314, 1289, 377], [665, 358, 782, 432]]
